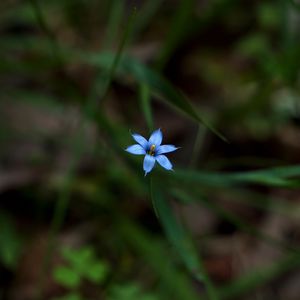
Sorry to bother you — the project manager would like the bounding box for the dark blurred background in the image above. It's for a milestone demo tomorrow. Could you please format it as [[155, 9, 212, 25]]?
[[1, 0, 300, 299]]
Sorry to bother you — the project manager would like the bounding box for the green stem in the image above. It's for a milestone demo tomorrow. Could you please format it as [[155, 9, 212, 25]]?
[[149, 175, 159, 218]]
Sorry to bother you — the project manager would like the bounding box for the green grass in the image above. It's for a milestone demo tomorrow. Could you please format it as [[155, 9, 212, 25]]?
[[1, 0, 300, 299]]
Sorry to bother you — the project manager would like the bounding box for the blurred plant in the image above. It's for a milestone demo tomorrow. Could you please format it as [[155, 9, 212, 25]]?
[[52, 293, 83, 300], [0, 213, 23, 270], [52, 245, 161, 300], [2, 0, 300, 299], [109, 283, 158, 300], [52, 246, 108, 300]]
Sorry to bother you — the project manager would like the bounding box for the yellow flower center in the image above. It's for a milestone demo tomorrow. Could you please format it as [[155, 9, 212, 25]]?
[[149, 144, 156, 156]]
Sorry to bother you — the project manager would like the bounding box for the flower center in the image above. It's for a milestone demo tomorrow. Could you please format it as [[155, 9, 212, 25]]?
[[148, 144, 156, 156]]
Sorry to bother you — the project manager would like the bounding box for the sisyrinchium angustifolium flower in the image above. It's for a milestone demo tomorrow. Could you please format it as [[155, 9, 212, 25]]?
[[125, 129, 179, 176]]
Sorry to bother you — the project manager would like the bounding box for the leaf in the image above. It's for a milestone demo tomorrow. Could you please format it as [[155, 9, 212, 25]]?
[[61, 246, 109, 283], [109, 283, 158, 300], [84, 261, 109, 283], [53, 266, 81, 289], [62, 246, 96, 274]]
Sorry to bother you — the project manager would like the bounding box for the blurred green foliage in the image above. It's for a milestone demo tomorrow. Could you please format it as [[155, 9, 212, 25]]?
[[53, 246, 108, 299], [0, 213, 23, 270], [109, 283, 158, 300], [1, 0, 300, 299]]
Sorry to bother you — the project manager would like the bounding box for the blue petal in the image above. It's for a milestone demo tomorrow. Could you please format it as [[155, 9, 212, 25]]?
[[125, 144, 146, 155], [149, 129, 163, 146], [156, 155, 173, 170], [132, 133, 148, 149], [156, 144, 178, 155], [143, 154, 156, 176]]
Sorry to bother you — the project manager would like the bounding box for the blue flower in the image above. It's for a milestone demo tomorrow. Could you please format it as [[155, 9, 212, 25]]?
[[125, 129, 179, 176]]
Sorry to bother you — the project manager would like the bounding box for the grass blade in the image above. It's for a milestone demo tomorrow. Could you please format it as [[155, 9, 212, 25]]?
[[118, 218, 200, 300], [85, 52, 227, 141], [151, 181, 219, 300], [173, 165, 300, 188]]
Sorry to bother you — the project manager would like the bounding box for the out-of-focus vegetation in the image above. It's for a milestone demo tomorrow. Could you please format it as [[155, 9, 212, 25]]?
[[1, 0, 300, 299]]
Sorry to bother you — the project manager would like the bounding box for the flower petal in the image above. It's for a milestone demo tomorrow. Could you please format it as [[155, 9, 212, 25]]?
[[149, 129, 163, 146], [156, 144, 178, 155], [125, 144, 146, 155], [132, 133, 148, 149], [156, 155, 173, 170], [143, 155, 156, 176]]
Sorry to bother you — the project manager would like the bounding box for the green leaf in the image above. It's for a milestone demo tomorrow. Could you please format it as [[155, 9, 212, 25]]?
[[62, 246, 94, 273], [53, 266, 81, 289], [61, 246, 109, 283], [83, 261, 109, 283], [109, 283, 158, 300]]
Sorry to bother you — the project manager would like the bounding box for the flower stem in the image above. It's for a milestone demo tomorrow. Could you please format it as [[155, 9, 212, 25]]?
[[149, 175, 159, 219]]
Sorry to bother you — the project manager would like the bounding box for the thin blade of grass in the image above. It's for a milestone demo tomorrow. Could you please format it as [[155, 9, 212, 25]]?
[[151, 181, 219, 300], [85, 52, 227, 141], [173, 165, 300, 188], [90, 7, 137, 108], [118, 218, 200, 300]]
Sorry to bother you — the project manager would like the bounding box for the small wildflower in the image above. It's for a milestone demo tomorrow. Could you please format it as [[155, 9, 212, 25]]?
[[125, 129, 179, 176]]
